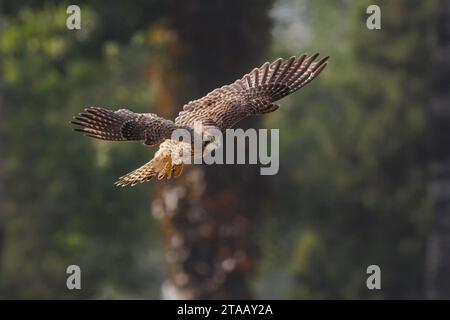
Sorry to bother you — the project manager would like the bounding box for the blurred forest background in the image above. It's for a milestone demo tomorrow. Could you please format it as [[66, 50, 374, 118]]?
[[0, 0, 448, 299]]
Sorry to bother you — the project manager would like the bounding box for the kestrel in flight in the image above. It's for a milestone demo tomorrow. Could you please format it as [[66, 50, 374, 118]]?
[[72, 53, 329, 186]]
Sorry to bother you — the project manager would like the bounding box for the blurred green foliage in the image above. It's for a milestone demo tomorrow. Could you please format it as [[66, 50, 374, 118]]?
[[0, 0, 439, 299], [0, 4, 164, 299], [256, 0, 436, 299]]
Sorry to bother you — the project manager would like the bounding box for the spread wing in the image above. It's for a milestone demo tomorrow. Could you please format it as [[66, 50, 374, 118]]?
[[71, 107, 179, 146], [175, 53, 328, 130]]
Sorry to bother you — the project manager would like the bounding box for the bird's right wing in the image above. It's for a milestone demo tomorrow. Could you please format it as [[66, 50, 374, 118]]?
[[71, 107, 179, 146], [175, 53, 329, 130]]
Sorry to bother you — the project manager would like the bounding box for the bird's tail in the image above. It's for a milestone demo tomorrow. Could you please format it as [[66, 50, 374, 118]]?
[[114, 148, 184, 187]]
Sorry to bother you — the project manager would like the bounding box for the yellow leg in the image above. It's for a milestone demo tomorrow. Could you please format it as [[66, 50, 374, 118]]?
[[173, 163, 184, 178], [157, 160, 171, 180], [166, 160, 173, 180]]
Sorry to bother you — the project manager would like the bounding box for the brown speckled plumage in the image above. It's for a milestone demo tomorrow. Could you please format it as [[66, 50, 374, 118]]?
[[72, 107, 180, 146], [72, 53, 329, 186]]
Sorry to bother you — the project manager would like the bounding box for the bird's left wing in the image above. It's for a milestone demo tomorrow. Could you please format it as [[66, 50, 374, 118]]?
[[175, 53, 328, 130], [72, 107, 181, 146]]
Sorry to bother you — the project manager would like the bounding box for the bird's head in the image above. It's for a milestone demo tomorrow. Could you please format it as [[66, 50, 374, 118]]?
[[202, 126, 222, 151]]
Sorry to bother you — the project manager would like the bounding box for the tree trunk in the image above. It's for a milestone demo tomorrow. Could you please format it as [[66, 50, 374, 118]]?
[[426, 0, 450, 299], [147, 0, 273, 299]]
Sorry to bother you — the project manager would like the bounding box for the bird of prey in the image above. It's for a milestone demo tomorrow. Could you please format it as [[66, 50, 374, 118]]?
[[72, 53, 329, 186]]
